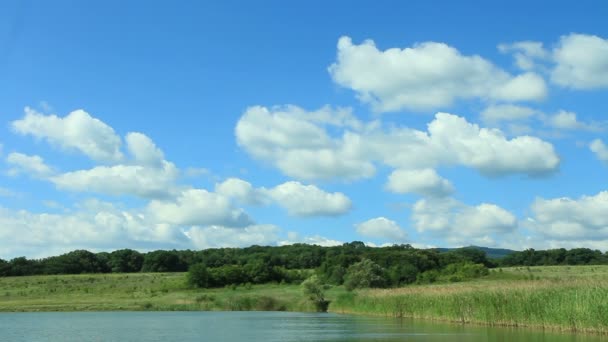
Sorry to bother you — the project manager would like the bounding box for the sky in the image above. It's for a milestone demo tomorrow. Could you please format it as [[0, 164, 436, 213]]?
[[1, 1, 608, 259]]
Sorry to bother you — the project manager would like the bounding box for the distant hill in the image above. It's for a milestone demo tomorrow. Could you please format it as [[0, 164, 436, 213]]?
[[437, 246, 517, 259]]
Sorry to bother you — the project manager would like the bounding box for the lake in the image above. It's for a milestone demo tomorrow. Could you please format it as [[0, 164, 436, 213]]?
[[0, 311, 602, 341]]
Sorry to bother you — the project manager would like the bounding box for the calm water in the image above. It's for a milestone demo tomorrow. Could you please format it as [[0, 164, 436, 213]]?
[[0, 311, 603, 341]]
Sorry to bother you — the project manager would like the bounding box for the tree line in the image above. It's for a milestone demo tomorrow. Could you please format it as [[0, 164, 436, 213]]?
[[1, 244, 606, 288]]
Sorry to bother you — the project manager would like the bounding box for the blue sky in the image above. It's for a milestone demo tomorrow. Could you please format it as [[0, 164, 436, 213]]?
[[1, 1, 608, 258]]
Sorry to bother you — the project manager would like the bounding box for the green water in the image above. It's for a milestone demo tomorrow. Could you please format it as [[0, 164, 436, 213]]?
[[0, 311, 602, 341]]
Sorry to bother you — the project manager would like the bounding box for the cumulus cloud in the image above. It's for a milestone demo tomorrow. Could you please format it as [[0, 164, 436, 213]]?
[[551, 33, 608, 89], [215, 178, 264, 205], [51, 161, 179, 199], [481, 105, 600, 134], [185, 225, 281, 249], [400, 113, 559, 176], [236, 106, 560, 180], [590, 139, 608, 163], [412, 197, 518, 246], [125, 132, 165, 166], [355, 217, 407, 242], [147, 189, 253, 227], [12, 107, 123, 163], [0, 203, 187, 259], [498, 41, 549, 71], [528, 191, 608, 244], [385, 168, 453, 197], [262, 181, 352, 217], [236, 105, 375, 180], [215, 178, 353, 217], [501, 34, 608, 90], [328, 36, 547, 112], [544, 110, 598, 131], [6, 152, 54, 178]]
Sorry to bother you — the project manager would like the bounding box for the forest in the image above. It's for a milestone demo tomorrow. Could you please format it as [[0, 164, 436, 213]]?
[[1, 243, 607, 289]]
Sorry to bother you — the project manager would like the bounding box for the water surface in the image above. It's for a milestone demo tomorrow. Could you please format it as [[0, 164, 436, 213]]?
[[0, 311, 602, 341]]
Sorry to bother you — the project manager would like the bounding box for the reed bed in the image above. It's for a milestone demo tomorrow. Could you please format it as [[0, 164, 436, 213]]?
[[331, 270, 608, 334]]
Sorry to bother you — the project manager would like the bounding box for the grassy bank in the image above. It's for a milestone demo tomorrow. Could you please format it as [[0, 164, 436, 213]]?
[[331, 265, 608, 334], [2, 266, 608, 334], [0, 272, 345, 312]]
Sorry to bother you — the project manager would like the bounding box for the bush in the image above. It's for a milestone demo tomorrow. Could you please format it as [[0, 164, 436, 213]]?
[[187, 263, 209, 288], [302, 275, 330, 312]]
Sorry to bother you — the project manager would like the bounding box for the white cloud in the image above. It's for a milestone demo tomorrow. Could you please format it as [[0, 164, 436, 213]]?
[[236, 105, 375, 180], [51, 161, 179, 199], [0, 204, 187, 259], [355, 217, 407, 242], [147, 188, 253, 227], [481, 105, 600, 134], [185, 225, 281, 249], [236, 106, 560, 180], [590, 139, 608, 163], [480, 104, 537, 124], [544, 110, 598, 131], [528, 191, 608, 243], [420, 113, 559, 176], [215, 178, 353, 217], [263, 181, 352, 217], [125, 132, 164, 166], [12, 107, 123, 163], [279, 232, 343, 247], [498, 41, 549, 71], [385, 168, 453, 197], [6, 152, 54, 178], [412, 197, 517, 246], [328, 36, 547, 112], [215, 178, 264, 205], [552, 33, 608, 89]]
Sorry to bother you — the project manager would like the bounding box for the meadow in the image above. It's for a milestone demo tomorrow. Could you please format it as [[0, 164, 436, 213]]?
[[1, 265, 607, 334], [0, 272, 346, 312]]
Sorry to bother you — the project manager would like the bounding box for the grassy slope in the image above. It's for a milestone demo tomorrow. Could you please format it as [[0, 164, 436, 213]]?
[[331, 265, 608, 334], [0, 272, 346, 312]]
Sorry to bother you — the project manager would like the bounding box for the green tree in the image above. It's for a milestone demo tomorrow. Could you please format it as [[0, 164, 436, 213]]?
[[0, 258, 9, 276], [301, 275, 330, 312], [109, 249, 144, 273], [343, 258, 387, 290], [187, 263, 210, 288]]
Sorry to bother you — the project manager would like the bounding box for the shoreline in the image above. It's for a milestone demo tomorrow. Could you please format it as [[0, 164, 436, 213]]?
[[1, 266, 608, 335]]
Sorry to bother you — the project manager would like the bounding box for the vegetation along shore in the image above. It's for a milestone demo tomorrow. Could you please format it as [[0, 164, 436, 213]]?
[[1, 244, 607, 334]]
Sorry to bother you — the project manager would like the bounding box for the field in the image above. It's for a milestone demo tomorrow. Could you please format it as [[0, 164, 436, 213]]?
[[331, 265, 608, 334], [0, 273, 346, 312], [1, 265, 607, 334]]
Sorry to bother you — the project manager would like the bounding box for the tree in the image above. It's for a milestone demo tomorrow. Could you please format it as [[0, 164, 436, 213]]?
[[187, 263, 210, 288], [301, 275, 330, 312], [141, 250, 185, 272], [343, 259, 387, 290], [388, 263, 418, 286], [0, 259, 9, 276], [109, 249, 144, 273]]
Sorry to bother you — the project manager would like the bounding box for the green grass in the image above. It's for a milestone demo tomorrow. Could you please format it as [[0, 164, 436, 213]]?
[[331, 265, 608, 334], [0, 272, 346, 312], [2, 266, 608, 334]]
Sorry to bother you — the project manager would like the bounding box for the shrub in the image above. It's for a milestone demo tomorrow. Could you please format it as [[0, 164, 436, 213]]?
[[187, 263, 209, 288], [301, 275, 330, 312]]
